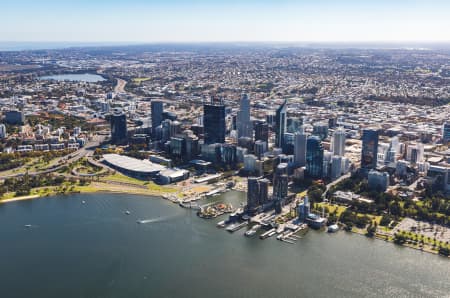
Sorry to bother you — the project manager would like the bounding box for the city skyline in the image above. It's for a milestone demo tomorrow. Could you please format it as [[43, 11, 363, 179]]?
[[2, 0, 450, 43]]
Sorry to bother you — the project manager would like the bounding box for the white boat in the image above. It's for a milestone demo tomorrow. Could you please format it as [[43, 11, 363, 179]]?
[[125, 210, 131, 215], [328, 224, 339, 233], [226, 221, 247, 232], [244, 229, 257, 237], [216, 220, 227, 228], [24, 224, 32, 228], [81, 200, 86, 204]]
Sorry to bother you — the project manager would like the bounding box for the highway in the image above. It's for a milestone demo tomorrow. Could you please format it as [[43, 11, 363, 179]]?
[[0, 135, 105, 179]]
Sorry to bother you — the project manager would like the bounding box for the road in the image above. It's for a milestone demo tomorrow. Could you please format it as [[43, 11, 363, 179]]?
[[322, 173, 351, 198], [0, 135, 105, 179], [114, 78, 127, 94]]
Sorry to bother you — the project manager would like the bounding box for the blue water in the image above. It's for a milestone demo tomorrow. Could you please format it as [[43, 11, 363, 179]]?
[[0, 192, 449, 298], [39, 73, 106, 82]]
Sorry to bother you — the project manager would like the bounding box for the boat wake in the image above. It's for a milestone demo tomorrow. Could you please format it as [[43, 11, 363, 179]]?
[[136, 215, 175, 224]]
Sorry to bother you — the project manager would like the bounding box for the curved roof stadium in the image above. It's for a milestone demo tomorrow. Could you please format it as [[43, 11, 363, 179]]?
[[103, 154, 166, 175]]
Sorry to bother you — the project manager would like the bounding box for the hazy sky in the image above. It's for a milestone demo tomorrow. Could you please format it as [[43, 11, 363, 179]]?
[[2, 0, 450, 42]]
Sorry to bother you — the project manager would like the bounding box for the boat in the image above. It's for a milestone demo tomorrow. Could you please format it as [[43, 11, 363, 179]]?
[[226, 221, 248, 232], [81, 200, 86, 204], [260, 228, 276, 239], [327, 224, 339, 233], [244, 229, 257, 237], [125, 210, 131, 215], [216, 220, 227, 228], [24, 224, 32, 228]]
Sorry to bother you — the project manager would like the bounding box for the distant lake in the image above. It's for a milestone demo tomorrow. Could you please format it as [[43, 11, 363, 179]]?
[[39, 73, 106, 82]]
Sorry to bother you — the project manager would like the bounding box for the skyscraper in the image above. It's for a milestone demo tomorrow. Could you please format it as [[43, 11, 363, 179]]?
[[254, 121, 269, 143], [361, 129, 379, 170], [330, 155, 343, 181], [275, 100, 287, 148], [0, 124, 7, 139], [442, 122, 450, 143], [406, 143, 424, 164], [237, 93, 252, 139], [258, 178, 270, 205], [203, 100, 226, 144], [332, 127, 346, 157], [110, 108, 127, 145], [384, 136, 399, 165], [151, 101, 164, 136], [312, 122, 329, 140], [306, 136, 324, 178], [247, 177, 260, 213], [294, 126, 307, 167], [273, 163, 288, 200], [246, 177, 270, 214]]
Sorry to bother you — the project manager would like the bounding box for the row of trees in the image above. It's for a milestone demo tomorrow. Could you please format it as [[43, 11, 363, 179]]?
[[329, 175, 450, 226], [0, 174, 90, 197]]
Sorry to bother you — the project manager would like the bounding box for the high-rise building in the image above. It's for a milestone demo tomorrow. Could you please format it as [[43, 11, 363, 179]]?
[[246, 177, 270, 214], [237, 93, 252, 139], [221, 144, 237, 166], [368, 170, 389, 191], [254, 121, 269, 143], [332, 127, 346, 157], [297, 196, 311, 222], [294, 126, 307, 167], [283, 132, 295, 154], [258, 178, 270, 205], [442, 122, 450, 143], [287, 118, 302, 133], [361, 129, 379, 170], [312, 122, 329, 140], [5, 110, 24, 125], [330, 155, 343, 181], [0, 124, 6, 138], [110, 109, 127, 144], [151, 101, 164, 136], [273, 163, 288, 200], [306, 136, 324, 178], [254, 140, 268, 159], [275, 100, 287, 148], [247, 177, 260, 213], [406, 143, 424, 164], [203, 101, 226, 144]]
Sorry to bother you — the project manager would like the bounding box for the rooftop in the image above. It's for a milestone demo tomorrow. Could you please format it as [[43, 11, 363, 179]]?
[[103, 154, 165, 174]]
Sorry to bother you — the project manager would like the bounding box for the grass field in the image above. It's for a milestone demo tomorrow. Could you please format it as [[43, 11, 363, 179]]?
[[316, 202, 347, 217], [132, 77, 151, 83]]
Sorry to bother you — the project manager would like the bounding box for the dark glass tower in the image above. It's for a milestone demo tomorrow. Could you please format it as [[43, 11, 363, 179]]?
[[361, 129, 379, 170], [275, 100, 287, 148], [254, 121, 269, 143], [273, 163, 288, 200], [151, 101, 164, 136], [306, 136, 324, 178], [247, 177, 260, 213], [203, 102, 226, 144], [110, 109, 127, 145]]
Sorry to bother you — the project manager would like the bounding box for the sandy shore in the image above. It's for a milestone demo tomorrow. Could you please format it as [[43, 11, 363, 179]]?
[[0, 194, 40, 203], [0, 182, 178, 204]]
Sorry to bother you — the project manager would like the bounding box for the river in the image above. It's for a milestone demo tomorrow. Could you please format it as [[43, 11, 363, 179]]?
[[39, 73, 106, 82], [0, 192, 448, 298]]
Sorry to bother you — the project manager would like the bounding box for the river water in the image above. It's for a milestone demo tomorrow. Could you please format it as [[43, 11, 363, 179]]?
[[39, 73, 106, 82], [0, 192, 449, 298]]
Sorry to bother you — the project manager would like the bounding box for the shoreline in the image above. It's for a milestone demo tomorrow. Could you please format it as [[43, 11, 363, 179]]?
[[1, 188, 448, 259], [0, 183, 169, 204]]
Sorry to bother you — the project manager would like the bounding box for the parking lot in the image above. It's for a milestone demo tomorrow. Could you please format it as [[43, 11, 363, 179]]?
[[393, 218, 450, 243]]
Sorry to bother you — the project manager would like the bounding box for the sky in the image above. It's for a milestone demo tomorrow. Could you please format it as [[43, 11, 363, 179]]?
[[1, 0, 450, 43]]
